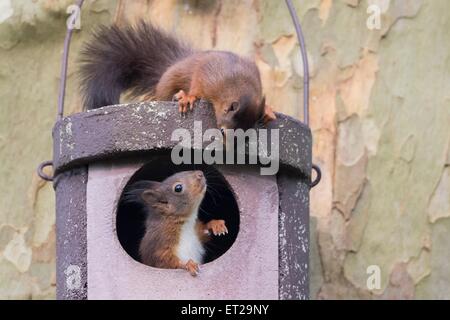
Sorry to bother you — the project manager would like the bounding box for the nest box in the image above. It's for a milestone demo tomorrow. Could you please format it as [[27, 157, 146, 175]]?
[[53, 101, 311, 300]]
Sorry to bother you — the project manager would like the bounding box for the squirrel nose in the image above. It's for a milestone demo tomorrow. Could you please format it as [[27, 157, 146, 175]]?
[[195, 171, 204, 180]]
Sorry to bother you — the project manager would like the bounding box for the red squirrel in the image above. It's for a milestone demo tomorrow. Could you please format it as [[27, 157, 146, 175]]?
[[79, 21, 276, 131], [124, 170, 227, 276]]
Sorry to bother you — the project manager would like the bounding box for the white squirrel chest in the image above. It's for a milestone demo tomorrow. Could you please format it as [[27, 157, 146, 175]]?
[[175, 214, 205, 264]]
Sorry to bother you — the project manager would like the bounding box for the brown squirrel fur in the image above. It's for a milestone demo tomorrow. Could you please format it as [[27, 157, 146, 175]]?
[[79, 21, 276, 131], [123, 170, 227, 276]]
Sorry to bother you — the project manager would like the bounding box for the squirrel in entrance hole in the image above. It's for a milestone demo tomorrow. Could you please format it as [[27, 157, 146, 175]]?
[[123, 170, 227, 276], [79, 21, 276, 132]]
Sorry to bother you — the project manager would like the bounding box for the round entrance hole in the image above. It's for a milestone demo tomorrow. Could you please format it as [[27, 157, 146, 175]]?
[[116, 157, 240, 266]]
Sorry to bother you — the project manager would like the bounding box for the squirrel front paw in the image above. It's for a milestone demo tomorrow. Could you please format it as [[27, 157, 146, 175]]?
[[173, 90, 198, 114], [206, 219, 228, 236], [184, 259, 200, 277]]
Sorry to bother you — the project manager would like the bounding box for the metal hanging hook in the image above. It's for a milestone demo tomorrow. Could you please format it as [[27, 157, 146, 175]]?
[[37, 0, 85, 182], [285, 0, 321, 188], [285, 0, 309, 125], [311, 164, 322, 188], [58, 0, 85, 121], [37, 160, 54, 182]]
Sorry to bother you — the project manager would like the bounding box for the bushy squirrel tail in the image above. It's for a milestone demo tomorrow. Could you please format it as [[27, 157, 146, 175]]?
[[79, 21, 193, 110]]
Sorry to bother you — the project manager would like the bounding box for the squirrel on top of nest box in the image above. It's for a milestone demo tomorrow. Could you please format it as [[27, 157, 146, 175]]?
[[79, 21, 276, 132], [124, 170, 227, 276]]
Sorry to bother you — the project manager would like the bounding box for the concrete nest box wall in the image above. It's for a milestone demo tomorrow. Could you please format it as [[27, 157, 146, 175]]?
[[53, 101, 312, 300]]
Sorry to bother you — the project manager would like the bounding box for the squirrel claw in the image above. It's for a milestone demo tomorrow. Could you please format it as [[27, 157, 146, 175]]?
[[206, 219, 228, 236], [174, 90, 197, 115], [185, 259, 199, 277]]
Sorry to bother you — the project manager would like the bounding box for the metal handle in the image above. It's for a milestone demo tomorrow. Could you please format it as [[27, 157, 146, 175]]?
[[285, 0, 321, 188], [58, 0, 85, 121], [38, 1, 322, 188], [37, 0, 85, 182], [285, 0, 310, 125]]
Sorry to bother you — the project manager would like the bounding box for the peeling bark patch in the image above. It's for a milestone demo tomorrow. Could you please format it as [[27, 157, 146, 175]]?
[[4, 231, 32, 273], [427, 166, 450, 223]]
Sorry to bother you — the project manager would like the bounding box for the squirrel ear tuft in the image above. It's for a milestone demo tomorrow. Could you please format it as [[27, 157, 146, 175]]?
[[141, 182, 167, 204], [123, 180, 162, 205]]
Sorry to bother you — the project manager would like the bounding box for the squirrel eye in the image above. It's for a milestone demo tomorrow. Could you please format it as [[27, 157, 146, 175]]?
[[229, 101, 239, 112], [174, 184, 183, 193]]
